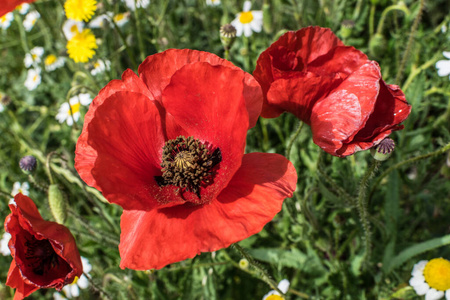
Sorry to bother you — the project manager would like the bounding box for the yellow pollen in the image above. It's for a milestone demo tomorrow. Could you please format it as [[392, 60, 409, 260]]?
[[423, 258, 450, 291], [114, 13, 125, 22], [45, 55, 57, 66], [266, 295, 284, 300], [72, 276, 79, 284], [239, 11, 254, 24], [67, 103, 81, 115]]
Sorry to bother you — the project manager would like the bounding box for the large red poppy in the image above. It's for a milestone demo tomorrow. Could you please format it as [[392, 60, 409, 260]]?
[[0, 0, 37, 17], [5, 193, 83, 300], [253, 26, 411, 157], [75, 49, 297, 270]]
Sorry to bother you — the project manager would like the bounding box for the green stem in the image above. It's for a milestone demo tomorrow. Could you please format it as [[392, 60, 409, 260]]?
[[13, 12, 30, 54], [402, 53, 441, 92], [45, 152, 57, 185], [369, 4, 375, 37], [395, 0, 425, 85], [133, 6, 146, 62], [375, 3, 409, 34], [357, 160, 380, 265], [286, 121, 304, 159], [84, 272, 113, 300]]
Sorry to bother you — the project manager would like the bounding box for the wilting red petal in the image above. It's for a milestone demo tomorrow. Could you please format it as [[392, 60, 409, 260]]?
[[86, 91, 170, 211], [162, 62, 250, 203], [6, 261, 39, 300], [119, 153, 297, 270], [75, 69, 153, 190], [0, 0, 36, 17], [138, 49, 262, 128]]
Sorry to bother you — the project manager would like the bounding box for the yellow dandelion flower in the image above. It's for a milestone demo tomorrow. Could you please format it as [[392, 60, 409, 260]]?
[[64, 0, 97, 22], [66, 29, 97, 63]]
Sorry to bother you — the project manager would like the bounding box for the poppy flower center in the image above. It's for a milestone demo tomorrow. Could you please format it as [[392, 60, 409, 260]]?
[[25, 237, 59, 276], [156, 136, 222, 198]]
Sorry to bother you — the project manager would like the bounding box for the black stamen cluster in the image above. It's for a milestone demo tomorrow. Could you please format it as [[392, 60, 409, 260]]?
[[24, 237, 59, 276]]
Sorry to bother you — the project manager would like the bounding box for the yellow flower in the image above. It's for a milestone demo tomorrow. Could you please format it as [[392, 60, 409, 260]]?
[[64, 0, 97, 22], [66, 29, 97, 63], [410, 258, 450, 299]]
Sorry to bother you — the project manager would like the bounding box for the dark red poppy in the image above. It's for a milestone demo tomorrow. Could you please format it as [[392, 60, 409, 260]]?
[[253, 26, 411, 157], [0, 0, 37, 17], [5, 193, 83, 300], [75, 49, 297, 270]]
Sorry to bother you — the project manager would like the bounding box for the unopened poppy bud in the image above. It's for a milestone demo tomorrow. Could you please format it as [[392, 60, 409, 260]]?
[[371, 138, 395, 161], [220, 24, 237, 50], [262, 3, 272, 33], [1, 94, 11, 106], [48, 184, 67, 224], [19, 155, 37, 173], [340, 20, 355, 39], [369, 33, 387, 58]]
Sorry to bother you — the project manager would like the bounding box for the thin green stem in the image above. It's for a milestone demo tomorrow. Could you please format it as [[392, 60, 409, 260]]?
[[375, 3, 409, 34], [45, 152, 57, 185], [133, 6, 146, 62], [369, 4, 375, 37], [286, 121, 304, 159], [84, 272, 113, 300]]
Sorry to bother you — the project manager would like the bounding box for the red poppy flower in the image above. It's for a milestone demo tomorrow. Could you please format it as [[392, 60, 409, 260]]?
[[5, 193, 83, 300], [75, 49, 297, 270], [253, 26, 411, 157], [0, 0, 37, 17]]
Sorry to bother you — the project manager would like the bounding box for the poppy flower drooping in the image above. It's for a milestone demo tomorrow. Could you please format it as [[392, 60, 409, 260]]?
[[75, 49, 297, 270], [5, 193, 83, 300], [253, 26, 411, 157]]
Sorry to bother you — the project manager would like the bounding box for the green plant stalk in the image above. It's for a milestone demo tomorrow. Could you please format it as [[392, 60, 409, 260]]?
[[402, 53, 441, 92], [84, 272, 113, 300], [68, 210, 119, 246], [357, 160, 380, 264], [133, 5, 146, 62], [369, 4, 375, 37], [395, 0, 425, 85], [376, 4, 409, 34], [286, 121, 304, 159], [13, 12, 30, 54]]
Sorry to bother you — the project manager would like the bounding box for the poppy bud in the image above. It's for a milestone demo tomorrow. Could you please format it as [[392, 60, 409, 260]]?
[[220, 24, 237, 50], [262, 3, 272, 33], [48, 184, 67, 224], [19, 155, 37, 173], [370, 138, 395, 161], [340, 20, 355, 39], [1, 93, 11, 106], [369, 33, 387, 58]]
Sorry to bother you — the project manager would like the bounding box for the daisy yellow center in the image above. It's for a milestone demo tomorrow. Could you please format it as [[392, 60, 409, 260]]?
[[32, 53, 37, 60], [266, 295, 284, 300], [94, 62, 100, 68], [1, 16, 7, 23], [70, 24, 79, 33], [113, 13, 125, 22], [31, 19, 37, 25], [239, 11, 254, 24], [68, 103, 81, 115], [64, 0, 97, 22], [33, 75, 38, 82], [423, 258, 450, 291], [45, 55, 57, 66], [66, 29, 98, 63]]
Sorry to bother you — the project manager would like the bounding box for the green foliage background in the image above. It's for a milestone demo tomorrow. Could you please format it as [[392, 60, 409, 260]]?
[[1, 0, 450, 299]]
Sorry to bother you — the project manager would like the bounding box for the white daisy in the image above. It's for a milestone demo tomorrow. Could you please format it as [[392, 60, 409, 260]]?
[[11, 181, 30, 197], [23, 11, 40, 31], [60, 256, 92, 298], [24, 68, 42, 91], [16, 3, 30, 14], [263, 279, 290, 300], [24, 46, 44, 68], [91, 59, 110, 75], [231, 1, 263, 37], [0, 12, 14, 30], [0, 232, 11, 256], [410, 258, 450, 300], [436, 51, 450, 79], [89, 14, 109, 28], [62, 19, 84, 40], [206, 0, 221, 6], [0, 103, 4, 112], [112, 12, 130, 27], [44, 54, 65, 71], [123, 0, 150, 11], [56, 93, 92, 126]]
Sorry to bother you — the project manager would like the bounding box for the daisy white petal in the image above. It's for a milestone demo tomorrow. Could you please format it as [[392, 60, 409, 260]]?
[[426, 288, 445, 300]]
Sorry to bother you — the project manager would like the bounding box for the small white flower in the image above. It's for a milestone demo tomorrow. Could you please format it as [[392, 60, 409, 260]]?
[[24, 68, 42, 91], [89, 14, 109, 28], [436, 51, 450, 79], [24, 46, 44, 68], [231, 1, 263, 37], [44, 54, 65, 71], [442, 24, 447, 34], [206, 0, 221, 6], [263, 279, 290, 300], [53, 292, 67, 300], [91, 59, 110, 75], [112, 12, 130, 27], [16, 3, 30, 14], [123, 0, 150, 11], [56, 93, 92, 126], [60, 256, 92, 298], [0, 12, 14, 30], [410, 259, 450, 300], [23, 11, 40, 31], [63, 19, 84, 40], [12, 181, 30, 197], [0, 232, 11, 256]]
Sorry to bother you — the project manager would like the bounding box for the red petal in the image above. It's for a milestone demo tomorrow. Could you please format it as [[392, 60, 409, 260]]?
[[75, 69, 153, 190], [0, 0, 36, 17], [119, 152, 297, 270], [138, 49, 262, 128], [310, 61, 382, 156], [161, 62, 249, 204], [86, 91, 171, 211], [6, 261, 39, 300]]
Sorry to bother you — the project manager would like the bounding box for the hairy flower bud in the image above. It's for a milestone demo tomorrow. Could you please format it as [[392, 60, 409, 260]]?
[[48, 184, 67, 224], [369, 33, 387, 58], [371, 138, 395, 161], [19, 155, 37, 173], [220, 24, 237, 50], [340, 20, 355, 39]]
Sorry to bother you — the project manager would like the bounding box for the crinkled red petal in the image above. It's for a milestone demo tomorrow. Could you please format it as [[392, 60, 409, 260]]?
[[119, 152, 297, 270], [6, 261, 39, 300], [0, 0, 36, 17]]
